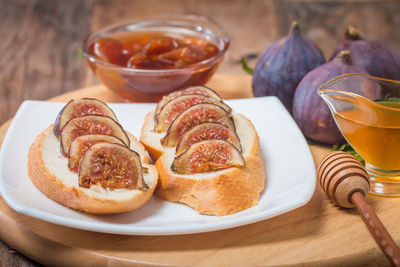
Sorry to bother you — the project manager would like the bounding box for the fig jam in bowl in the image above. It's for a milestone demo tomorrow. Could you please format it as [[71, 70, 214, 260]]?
[[83, 15, 229, 102]]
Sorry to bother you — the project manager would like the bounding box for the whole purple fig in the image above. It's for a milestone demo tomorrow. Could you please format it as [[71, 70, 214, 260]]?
[[293, 51, 369, 145], [252, 21, 325, 112], [330, 25, 400, 80]]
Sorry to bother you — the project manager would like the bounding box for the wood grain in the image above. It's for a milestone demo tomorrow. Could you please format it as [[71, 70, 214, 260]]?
[[0, 0, 93, 126], [0, 240, 41, 267], [1, 0, 400, 265], [352, 192, 400, 267]]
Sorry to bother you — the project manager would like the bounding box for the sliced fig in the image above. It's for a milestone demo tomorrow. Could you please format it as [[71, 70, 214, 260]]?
[[161, 103, 235, 147], [176, 122, 241, 155], [54, 98, 117, 137], [171, 140, 245, 174], [60, 115, 130, 156], [155, 86, 221, 115], [67, 134, 126, 172], [154, 94, 231, 133], [78, 143, 147, 190]]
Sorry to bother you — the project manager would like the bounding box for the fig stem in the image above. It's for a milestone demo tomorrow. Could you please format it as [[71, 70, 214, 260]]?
[[345, 25, 362, 41], [336, 50, 353, 65], [289, 21, 300, 35]]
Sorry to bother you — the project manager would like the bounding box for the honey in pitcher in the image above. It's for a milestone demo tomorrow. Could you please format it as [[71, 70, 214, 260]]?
[[334, 97, 400, 172]]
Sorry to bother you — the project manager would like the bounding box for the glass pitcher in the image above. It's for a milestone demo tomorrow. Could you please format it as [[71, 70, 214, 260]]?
[[318, 73, 400, 196]]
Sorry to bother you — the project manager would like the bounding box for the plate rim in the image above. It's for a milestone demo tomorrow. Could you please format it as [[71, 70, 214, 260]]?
[[0, 97, 316, 235]]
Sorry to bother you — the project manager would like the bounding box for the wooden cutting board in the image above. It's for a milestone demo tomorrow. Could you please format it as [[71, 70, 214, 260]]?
[[0, 74, 397, 266]]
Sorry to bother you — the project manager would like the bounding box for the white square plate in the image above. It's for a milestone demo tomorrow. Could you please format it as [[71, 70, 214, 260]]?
[[0, 97, 315, 235]]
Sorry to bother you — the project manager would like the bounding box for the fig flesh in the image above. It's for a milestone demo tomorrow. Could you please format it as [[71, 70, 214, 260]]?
[[171, 139, 245, 174], [252, 21, 325, 112], [54, 98, 117, 137], [60, 115, 130, 156], [155, 86, 221, 115], [68, 134, 126, 172], [161, 103, 235, 147], [330, 25, 400, 80], [78, 143, 146, 190], [293, 50, 369, 145], [175, 122, 241, 155], [154, 94, 231, 133]]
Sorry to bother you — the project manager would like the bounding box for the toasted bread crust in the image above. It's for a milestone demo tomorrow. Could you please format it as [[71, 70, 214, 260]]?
[[28, 126, 157, 214], [140, 112, 164, 161], [141, 111, 266, 216]]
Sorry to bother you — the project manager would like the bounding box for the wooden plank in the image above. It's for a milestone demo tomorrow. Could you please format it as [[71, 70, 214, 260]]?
[[0, 0, 94, 126], [0, 239, 39, 267]]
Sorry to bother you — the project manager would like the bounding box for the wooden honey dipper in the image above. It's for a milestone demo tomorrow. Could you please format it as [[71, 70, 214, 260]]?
[[318, 151, 400, 266]]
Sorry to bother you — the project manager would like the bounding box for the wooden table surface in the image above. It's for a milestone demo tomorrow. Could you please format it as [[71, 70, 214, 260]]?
[[0, 0, 399, 266]]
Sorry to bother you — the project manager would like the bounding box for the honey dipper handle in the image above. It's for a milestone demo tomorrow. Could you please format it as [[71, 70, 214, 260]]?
[[351, 192, 400, 267]]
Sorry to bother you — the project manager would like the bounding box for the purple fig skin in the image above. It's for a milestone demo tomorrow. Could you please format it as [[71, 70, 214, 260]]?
[[252, 21, 325, 113], [330, 26, 400, 80], [293, 51, 369, 145]]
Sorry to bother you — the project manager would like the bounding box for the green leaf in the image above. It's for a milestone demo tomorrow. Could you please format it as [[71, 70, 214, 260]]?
[[375, 98, 400, 108], [339, 143, 350, 151], [76, 50, 85, 60], [331, 143, 365, 165], [240, 57, 254, 75]]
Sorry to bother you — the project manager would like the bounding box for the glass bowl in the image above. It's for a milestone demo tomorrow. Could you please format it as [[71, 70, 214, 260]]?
[[83, 14, 230, 102]]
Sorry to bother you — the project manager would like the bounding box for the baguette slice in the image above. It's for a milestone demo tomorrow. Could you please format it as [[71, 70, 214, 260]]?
[[140, 111, 266, 216], [28, 125, 158, 214]]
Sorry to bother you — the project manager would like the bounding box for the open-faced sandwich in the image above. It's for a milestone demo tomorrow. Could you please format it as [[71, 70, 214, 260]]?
[[28, 98, 158, 214], [141, 86, 266, 216]]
